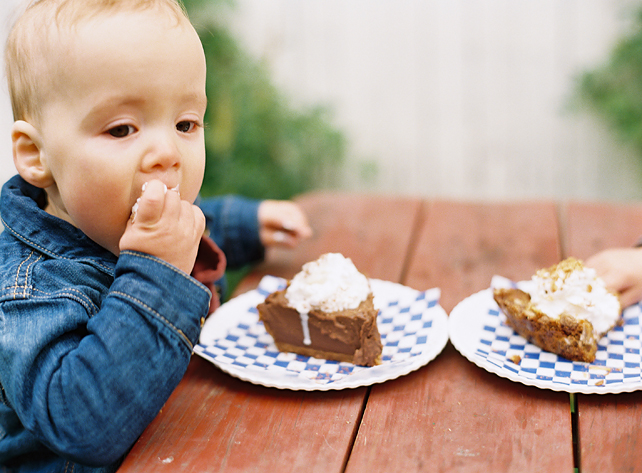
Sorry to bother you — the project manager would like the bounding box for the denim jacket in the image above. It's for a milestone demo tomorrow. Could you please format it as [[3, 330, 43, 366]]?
[[0, 176, 262, 472]]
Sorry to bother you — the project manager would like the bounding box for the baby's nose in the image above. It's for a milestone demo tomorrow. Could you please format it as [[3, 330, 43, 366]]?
[[143, 132, 181, 170]]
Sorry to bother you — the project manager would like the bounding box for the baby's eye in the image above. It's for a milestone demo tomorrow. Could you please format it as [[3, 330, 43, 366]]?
[[108, 124, 136, 138], [176, 121, 199, 133]]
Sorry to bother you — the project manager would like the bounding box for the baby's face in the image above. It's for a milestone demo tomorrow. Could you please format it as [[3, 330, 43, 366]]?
[[36, 9, 207, 255]]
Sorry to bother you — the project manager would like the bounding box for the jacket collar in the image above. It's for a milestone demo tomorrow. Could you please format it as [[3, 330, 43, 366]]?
[[1, 175, 118, 273]]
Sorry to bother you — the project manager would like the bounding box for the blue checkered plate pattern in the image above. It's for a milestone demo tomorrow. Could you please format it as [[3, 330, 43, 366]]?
[[195, 275, 449, 390], [449, 275, 642, 394]]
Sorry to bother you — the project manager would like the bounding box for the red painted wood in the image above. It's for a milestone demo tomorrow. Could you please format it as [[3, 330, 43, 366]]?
[[118, 356, 366, 472], [563, 201, 642, 260], [346, 200, 574, 472], [405, 200, 562, 312], [118, 192, 422, 472], [235, 191, 423, 294], [565, 201, 642, 473]]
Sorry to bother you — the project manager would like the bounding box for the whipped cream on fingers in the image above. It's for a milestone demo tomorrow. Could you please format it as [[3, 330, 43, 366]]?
[[130, 182, 180, 222]]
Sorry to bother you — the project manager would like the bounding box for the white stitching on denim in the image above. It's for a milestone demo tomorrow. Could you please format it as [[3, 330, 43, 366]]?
[[12, 251, 33, 299], [1, 286, 98, 315], [111, 291, 194, 349], [119, 251, 210, 292], [21, 253, 42, 298], [1, 216, 114, 274], [52, 293, 96, 314]]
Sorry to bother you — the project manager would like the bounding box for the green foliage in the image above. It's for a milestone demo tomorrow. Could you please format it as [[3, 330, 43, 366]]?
[[183, 0, 347, 200], [576, 8, 642, 154]]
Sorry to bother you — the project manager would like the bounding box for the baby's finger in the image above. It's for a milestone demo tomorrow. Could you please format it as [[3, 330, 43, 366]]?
[[190, 203, 207, 239], [157, 185, 183, 222], [259, 202, 312, 236], [279, 218, 313, 240], [260, 228, 298, 248], [131, 180, 168, 226]]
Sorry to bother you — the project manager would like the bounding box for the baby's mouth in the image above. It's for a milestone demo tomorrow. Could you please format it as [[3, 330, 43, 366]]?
[[141, 181, 180, 194]]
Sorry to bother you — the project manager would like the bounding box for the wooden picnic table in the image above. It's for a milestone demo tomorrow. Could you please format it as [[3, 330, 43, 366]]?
[[117, 192, 642, 473]]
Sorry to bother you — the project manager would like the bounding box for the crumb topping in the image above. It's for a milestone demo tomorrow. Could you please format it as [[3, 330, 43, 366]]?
[[528, 257, 620, 335]]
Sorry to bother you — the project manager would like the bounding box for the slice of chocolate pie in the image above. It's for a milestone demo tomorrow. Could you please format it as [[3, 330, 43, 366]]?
[[257, 253, 382, 366]]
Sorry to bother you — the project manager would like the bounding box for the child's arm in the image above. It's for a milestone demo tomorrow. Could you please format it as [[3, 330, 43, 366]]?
[[197, 195, 310, 300], [198, 196, 311, 269], [1, 179, 213, 466], [2, 249, 211, 466], [586, 247, 642, 308]]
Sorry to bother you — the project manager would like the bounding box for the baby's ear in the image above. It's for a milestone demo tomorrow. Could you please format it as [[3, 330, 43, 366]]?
[[11, 120, 53, 188]]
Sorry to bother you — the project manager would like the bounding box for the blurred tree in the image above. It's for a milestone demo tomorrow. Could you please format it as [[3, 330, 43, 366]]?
[[576, 8, 642, 155], [183, 0, 347, 200]]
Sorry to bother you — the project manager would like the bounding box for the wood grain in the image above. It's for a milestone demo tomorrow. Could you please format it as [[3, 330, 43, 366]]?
[[564, 201, 642, 473], [118, 356, 366, 473], [405, 200, 562, 312], [235, 191, 423, 294], [345, 200, 574, 472], [563, 201, 642, 260], [118, 192, 422, 472]]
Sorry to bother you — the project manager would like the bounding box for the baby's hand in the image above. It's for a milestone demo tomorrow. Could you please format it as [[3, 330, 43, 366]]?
[[258, 200, 313, 248], [119, 180, 205, 274], [586, 247, 642, 308]]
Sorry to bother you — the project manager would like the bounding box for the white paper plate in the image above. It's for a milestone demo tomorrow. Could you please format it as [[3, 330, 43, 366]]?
[[449, 276, 642, 394], [195, 275, 449, 391]]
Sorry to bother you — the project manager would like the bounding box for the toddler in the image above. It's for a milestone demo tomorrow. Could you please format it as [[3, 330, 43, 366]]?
[[0, 0, 311, 471]]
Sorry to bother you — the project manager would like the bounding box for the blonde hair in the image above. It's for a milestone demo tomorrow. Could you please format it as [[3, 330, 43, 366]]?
[[5, 0, 190, 123]]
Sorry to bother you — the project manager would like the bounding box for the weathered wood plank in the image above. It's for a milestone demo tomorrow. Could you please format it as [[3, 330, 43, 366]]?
[[565, 201, 642, 473], [563, 201, 642, 260], [235, 191, 423, 293], [346, 200, 574, 473], [405, 200, 562, 312], [118, 356, 366, 472], [119, 192, 422, 472]]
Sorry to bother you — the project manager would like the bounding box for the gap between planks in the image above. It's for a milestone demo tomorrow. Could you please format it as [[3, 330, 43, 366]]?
[[558, 202, 580, 473], [571, 393, 580, 472], [341, 199, 424, 472], [341, 387, 372, 473]]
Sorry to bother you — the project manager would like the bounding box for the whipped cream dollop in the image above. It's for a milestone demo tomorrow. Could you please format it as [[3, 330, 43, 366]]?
[[527, 257, 620, 335], [285, 253, 370, 314]]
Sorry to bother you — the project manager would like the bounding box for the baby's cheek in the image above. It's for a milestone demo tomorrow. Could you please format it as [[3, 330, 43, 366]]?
[[182, 165, 205, 203], [73, 199, 132, 254]]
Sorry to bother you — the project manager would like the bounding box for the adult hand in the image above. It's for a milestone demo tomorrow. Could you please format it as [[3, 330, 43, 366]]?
[[586, 247, 642, 308]]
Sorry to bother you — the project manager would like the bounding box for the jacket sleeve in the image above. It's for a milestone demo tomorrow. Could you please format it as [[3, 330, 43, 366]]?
[[197, 195, 265, 269], [0, 252, 211, 466]]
